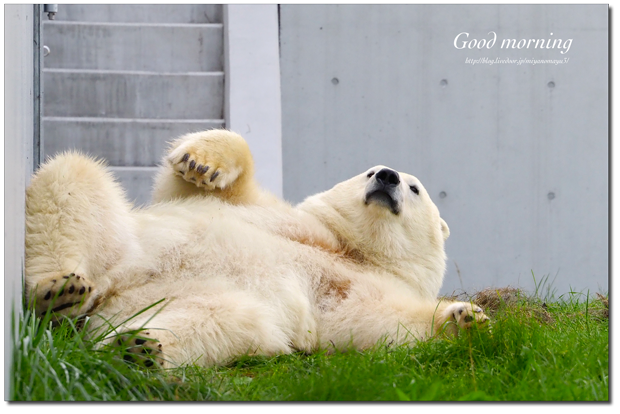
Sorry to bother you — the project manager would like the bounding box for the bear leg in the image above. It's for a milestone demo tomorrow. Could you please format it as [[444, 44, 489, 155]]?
[[152, 129, 266, 205], [94, 290, 293, 368], [25, 152, 139, 317]]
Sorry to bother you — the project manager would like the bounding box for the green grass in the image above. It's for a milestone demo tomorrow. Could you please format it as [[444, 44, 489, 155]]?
[[10, 290, 608, 401]]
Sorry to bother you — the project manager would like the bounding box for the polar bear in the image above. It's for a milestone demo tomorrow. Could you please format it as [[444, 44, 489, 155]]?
[[25, 129, 488, 368]]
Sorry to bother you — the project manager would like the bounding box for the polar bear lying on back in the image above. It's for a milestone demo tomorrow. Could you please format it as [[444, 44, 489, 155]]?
[[25, 130, 488, 368]]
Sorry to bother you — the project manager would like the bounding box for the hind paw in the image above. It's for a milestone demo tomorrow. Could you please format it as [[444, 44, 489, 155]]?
[[31, 273, 94, 318], [113, 330, 165, 369]]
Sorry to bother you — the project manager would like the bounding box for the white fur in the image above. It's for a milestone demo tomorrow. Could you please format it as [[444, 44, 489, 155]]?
[[25, 130, 487, 368]]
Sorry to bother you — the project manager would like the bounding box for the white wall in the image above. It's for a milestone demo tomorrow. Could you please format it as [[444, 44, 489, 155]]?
[[224, 4, 283, 197], [280, 4, 608, 296], [4, 4, 35, 399]]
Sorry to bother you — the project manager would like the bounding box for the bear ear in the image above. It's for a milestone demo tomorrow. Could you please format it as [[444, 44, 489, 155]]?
[[440, 218, 450, 241]]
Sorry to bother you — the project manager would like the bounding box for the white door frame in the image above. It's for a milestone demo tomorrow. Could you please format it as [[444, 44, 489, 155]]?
[[224, 4, 283, 197]]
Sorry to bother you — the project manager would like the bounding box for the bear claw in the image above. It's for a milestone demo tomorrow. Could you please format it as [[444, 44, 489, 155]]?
[[167, 131, 247, 192]]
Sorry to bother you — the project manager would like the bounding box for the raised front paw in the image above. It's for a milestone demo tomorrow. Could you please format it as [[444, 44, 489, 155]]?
[[167, 130, 252, 191], [112, 330, 165, 369], [442, 302, 489, 336], [30, 273, 94, 318]]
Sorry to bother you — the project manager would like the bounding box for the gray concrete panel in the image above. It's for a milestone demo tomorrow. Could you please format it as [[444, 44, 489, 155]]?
[[43, 118, 224, 166], [54, 4, 223, 24], [43, 70, 224, 119], [280, 4, 608, 296], [43, 22, 223, 72]]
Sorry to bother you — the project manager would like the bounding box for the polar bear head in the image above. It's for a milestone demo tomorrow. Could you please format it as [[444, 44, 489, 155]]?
[[298, 166, 449, 298]]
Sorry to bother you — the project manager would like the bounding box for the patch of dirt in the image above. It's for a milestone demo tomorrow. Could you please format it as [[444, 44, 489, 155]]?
[[472, 287, 523, 311]]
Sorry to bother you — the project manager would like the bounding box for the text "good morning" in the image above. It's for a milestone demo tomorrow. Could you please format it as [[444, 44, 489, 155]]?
[[454, 31, 573, 54]]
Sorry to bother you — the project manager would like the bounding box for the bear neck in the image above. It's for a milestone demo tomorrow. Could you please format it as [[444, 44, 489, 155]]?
[[298, 200, 446, 299]]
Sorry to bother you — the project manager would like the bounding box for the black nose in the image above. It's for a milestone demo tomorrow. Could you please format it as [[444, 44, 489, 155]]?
[[375, 168, 400, 187]]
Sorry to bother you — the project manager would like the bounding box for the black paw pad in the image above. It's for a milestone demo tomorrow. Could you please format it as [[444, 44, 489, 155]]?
[[115, 332, 164, 369], [36, 273, 94, 317]]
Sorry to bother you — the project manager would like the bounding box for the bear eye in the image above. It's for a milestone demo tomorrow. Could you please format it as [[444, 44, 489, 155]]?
[[410, 185, 419, 195], [367, 171, 375, 178]]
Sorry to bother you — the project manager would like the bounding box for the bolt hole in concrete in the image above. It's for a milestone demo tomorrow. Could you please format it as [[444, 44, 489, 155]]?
[[331, 78, 339, 85], [547, 192, 556, 200], [440, 79, 448, 86], [439, 191, 447, 199], [547, 81, 555, 88]]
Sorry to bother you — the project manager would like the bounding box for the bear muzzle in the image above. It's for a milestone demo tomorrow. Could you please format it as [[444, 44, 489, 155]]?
[[364, 168, 402, 215]]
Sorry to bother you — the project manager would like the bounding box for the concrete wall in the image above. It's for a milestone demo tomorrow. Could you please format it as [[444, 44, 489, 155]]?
[[279, 4, 608, 296], [4, 4, 36, 399]]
